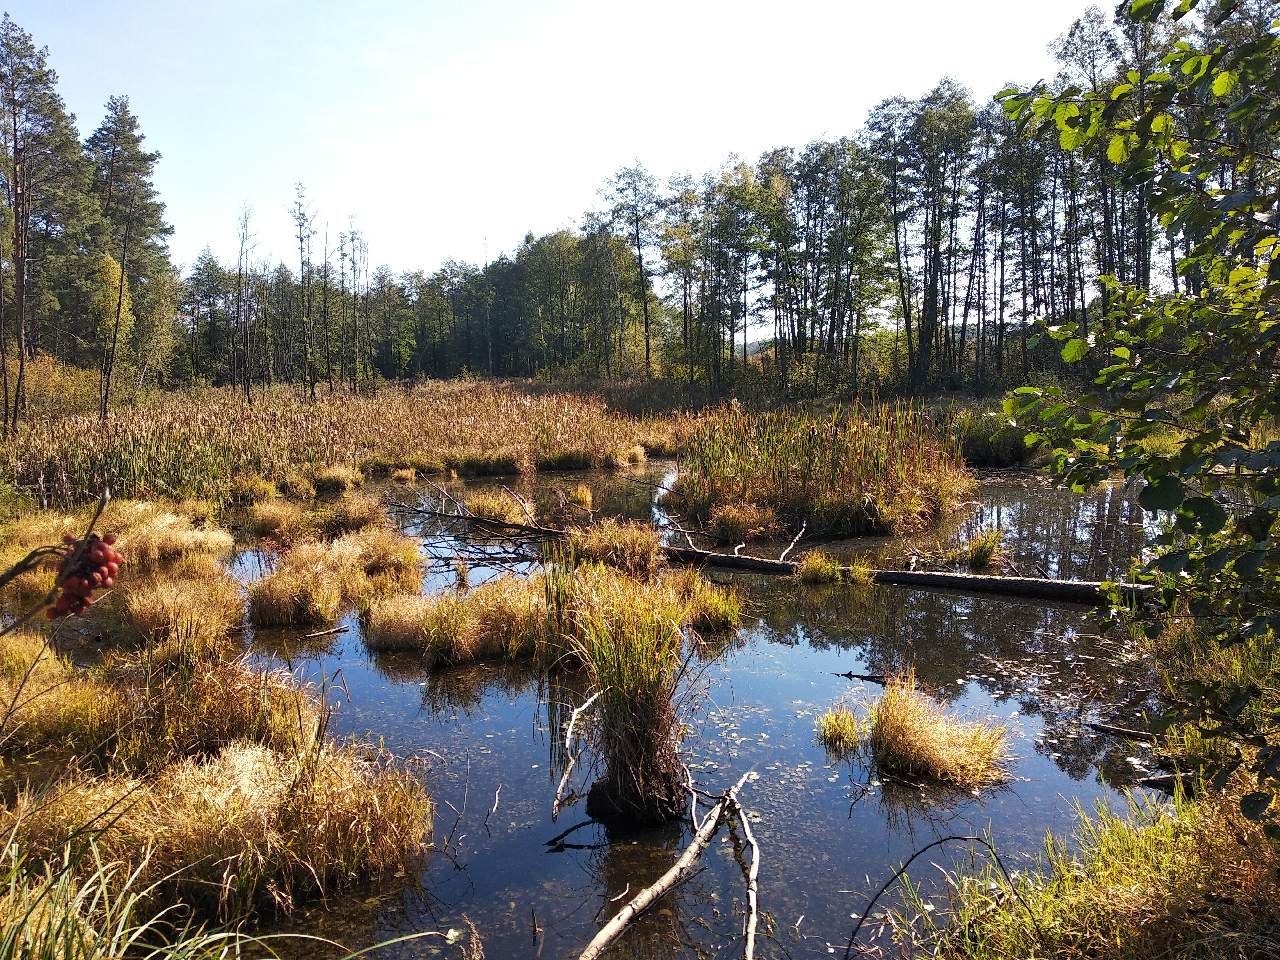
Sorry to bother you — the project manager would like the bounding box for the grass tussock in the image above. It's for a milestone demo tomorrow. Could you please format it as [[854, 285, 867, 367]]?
[[666, 404, 973, 539], [248, 498, 314, 542], [816, 703, 863, 758], [660, 566, 743, 631], [311, 464, 363, 497], [249, 546, 345, 627], [120, 566, 244, 646], [707, 501, 779, 544], [4, 741, 431, 922], [320, 492, 387, 536], [864, 670, 1009, 791], [0, 629, 318, 771], [391, 466, 417, 484], [228, 473, 278, 505], [276, 469, 317, 501], [795, 550, 874, 586], [946, 529, 1006, 572], [100, 501, 234, 569], [463, 490, 532, 525], [890, 790, 1280, 960], [566, 519, 662, 578], [333, 527, 422, 597]]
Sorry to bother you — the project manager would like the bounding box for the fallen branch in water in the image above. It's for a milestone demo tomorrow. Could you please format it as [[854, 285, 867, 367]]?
[[401, 500, 1152, 605], [732, 789, 762, 960], [577, 772, 752, 960], [553, 689, 603, 820], [832, 671, 888, 684]]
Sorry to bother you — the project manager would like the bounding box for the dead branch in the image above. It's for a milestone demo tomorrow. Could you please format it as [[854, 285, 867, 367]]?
[[779, 521, 807, 562], [577, 771, 751, 960], [1085, 721, 1159, 743], [729, 788, 761, 960], [553, 689, 603, 819]]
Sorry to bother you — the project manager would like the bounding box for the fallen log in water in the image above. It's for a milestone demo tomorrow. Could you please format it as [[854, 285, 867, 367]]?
[[405, 503, 1150, 606]]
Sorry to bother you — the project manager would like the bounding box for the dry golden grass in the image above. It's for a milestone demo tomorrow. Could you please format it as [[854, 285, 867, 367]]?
[[333, 527, 422, 597], [391, 466, 417, 484], [311, 464, 363, 497], [0, 629, 317, 772], [463, 489, 532, 525], [605, 444, 647, 469], [864, 670, 1009, 790], [99, 501, 234, 569], [249, 556, 345, 627], [795, 550, 874, 586], [276, 469, 317, 501], [4, 741, 431, 922], [891, 789, 1280, 960], [248, 498, 314, 542], [320, 492, 387, 536], [567, 519, 662, 578], [707, 502, 779, 544], [228, 474, 278, 505], [660, 567, 743, 631], [120, 568, 244, 646]]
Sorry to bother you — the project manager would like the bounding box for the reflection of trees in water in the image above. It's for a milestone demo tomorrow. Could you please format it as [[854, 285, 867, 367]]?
[[749, 574, 1158, 788]]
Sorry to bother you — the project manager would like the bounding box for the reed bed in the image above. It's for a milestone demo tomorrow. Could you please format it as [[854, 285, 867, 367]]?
[[4, 381, 655, 507], [462, 489, 532, 526], [665, 404, 973, 538], [815, 703, 862, 758]]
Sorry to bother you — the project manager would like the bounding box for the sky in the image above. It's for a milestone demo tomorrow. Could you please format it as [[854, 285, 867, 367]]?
[[18, 0, 1100, 274]]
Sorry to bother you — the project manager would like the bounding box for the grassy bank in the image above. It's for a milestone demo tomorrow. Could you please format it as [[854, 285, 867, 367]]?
[[662, 403, 973, 539]]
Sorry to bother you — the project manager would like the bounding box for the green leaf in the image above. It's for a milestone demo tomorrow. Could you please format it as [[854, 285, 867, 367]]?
[[1139, 475, 1186, 511], [1211, 70, 1237, 97], [1061, 338, 1091, 363], [1107, 135, 1131, 164]]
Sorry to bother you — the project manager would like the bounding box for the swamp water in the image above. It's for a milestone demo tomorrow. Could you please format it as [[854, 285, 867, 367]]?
[[245, 466, 1159, 958]]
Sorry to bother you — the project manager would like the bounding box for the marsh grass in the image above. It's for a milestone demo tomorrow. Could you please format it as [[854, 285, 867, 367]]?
[[249, 546, 345, 627], [946, 529, 1006, 572], [311, 465, 363, 497], [463, 490, 532, 525], [667, 404, 973, 538], [100, 502, 234, 570], [566, 519, 661, 578], [816, 703, 862, 758], [390, 467, 417, 484], [795, 550, 874, 586], [2, 382, 651, 507], [890, 790, 1280, 960], [707, 502, 779, 544], [4, 741, 431, 923], [320, 493, 388, 537], [248, 499, 315, 542], [228, 474, 277, 505], [120, 567, 244, 647], [864, 670, 1009, 791]]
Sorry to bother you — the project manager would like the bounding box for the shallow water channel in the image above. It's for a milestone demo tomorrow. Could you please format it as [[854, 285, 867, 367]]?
[[247, 465, 1160, 958]]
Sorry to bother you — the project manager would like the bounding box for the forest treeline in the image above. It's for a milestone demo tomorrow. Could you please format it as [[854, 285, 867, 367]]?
[[0, 3, 1275, 427]]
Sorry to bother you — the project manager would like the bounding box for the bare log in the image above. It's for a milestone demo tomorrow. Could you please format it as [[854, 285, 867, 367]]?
[[578, 772, 751, 960], [731, 790, 761, 960], [1085, 721, 1160, 743]]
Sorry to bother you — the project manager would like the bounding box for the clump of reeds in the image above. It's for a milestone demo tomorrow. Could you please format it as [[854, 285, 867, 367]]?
[[946, 529, 1006, 572], [248, 498, 314, 542], [569, 567, 688, 825], [120, 564, 244, 647], [321, 492, 388, 536], [863, 669, 1009, 790], [568, 483, 593, 512], [391, 467, 416, 484], [707, 501, 778, 544], [365, 575, 547, 665], [666, 404, 973, 539], [889, 789, 1280, 959], [795, 550, 875, 586], [333, 527, 422, 597], [249, 544, 346, 627], [311, 464, 363, 497], [229, 474, 278, 504], [101, 501, 235, 569], [463, 490, 532, 525], [4, 741, 431, 922], [661, 566, 743, 631], [276, 469, 317, 501], [816, 703, 862, 758], [566, 519, 661, 578], [605, 444, 647, 469]]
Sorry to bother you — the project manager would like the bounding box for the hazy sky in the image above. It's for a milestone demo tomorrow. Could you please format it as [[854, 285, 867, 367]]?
[[19, 0, 1098, 273]]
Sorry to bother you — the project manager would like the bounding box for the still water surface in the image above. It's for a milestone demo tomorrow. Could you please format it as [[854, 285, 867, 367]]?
[[246, 466, 1158, 958]]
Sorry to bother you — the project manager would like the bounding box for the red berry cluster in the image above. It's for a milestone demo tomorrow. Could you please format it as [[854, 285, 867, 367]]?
[[47, 533, 122, 619]]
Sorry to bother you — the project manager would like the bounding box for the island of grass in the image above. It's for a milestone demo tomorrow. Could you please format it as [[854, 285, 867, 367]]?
[[662, 404, 974, 541]]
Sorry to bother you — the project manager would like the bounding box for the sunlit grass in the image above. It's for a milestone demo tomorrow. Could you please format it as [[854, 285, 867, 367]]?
[[311, 464, 363, 497], [566, 519, 661, 578], [946, 529, 1006, 572], [864, 670, 1009, 791], [890, 790, 1280, 959], [463, 490, 531, 525], [816, 703, 862, 758], [665, 403, 973, 539]]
